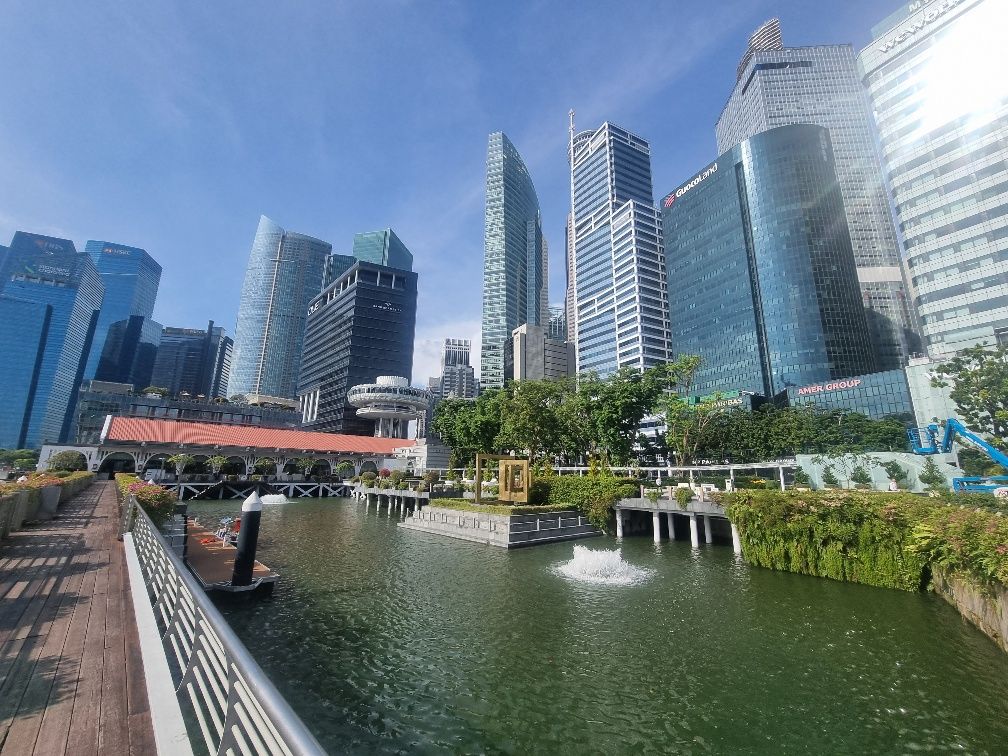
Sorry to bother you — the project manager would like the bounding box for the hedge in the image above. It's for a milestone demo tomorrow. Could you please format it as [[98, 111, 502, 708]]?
[[723, 489, 1008, 592], [116, 473, 176, 526], [430, 499, 575, 516]]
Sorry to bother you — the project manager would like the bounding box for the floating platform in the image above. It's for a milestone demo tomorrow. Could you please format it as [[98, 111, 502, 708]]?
[[184, 519, 278, 593]]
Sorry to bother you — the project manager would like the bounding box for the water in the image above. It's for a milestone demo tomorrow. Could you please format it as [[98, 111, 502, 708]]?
[[189, 498, 1008, 754], [555, 544, 654, 586]]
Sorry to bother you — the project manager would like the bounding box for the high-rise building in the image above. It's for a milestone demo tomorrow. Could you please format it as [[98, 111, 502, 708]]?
[[568, 117, 670, 377], [548, 305, 567, 341], [298, 256, 418, 435], [352, 229, 414, 271], [512, 324, 575, 382], [82, 241, 161, 380], [150, 321, 232, 398], [228, 215, 330, 401], [0, 232, 104, 447], [94, 314, 162, 389], [564, 213, 576, 344], [480, 132, 548, 389], [0, 294, 53, 449], [717, 19, 919, 370], [660, 125, 876, 398], [432, 339, 478, 400], [859, 0, 1008, 356]]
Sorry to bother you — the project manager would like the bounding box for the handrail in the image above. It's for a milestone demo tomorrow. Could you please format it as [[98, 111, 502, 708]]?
[[126, 497, 326, 755]]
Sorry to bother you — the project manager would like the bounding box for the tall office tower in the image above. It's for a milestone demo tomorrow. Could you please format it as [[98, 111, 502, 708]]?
[[150, 322, 232, 398], [480, 132, 548, 389], [94, 315, 162, 389], [717, 19, 918, 371], [512, 324, 575, 382], [860, 0, 1008, 356], [564, 213, 576, 343], [82, 241, 161, 380], [435, 339, 478, 400], [548, 305, 566, 341], [323, 252, 356, 290], [298, 257, 418, 435], [352, 229, 414, 271], [228, 215, 330, 402], [568, 117, 671, 377], [660, 125, 876, 398], [0, 233, 103, 446]]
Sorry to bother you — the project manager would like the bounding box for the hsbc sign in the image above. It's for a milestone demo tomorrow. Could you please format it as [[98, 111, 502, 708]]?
[[663, 162, 717, 208]]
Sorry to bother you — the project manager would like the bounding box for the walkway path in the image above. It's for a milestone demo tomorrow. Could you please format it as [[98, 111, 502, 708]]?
[[0, 481, 155, 755]]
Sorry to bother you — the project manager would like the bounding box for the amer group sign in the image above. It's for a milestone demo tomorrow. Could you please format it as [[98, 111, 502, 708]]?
[[797, 379, 863, 396]]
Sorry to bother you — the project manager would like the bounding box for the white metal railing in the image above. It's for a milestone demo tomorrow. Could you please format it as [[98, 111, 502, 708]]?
[[126, 497, 325, 756]]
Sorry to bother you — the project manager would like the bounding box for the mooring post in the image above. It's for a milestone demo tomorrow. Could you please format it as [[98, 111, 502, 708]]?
[[231, 491, 262, 587]]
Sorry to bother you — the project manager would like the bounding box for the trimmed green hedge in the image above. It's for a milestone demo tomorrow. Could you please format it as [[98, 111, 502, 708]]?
[[532, 476, 640, 531], [431, 499, 575, 516], [723, 489, 1008, 592]]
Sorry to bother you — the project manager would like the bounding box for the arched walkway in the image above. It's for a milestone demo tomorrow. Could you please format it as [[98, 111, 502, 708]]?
[[97, 452, 135, 480]]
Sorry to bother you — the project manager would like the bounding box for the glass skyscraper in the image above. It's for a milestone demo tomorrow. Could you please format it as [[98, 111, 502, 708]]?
[[0, 233, 104, 447], [94, 314, 162, 390], [82, 240, 161, 380], [717, 19, 919, 371], [661, 125, 876, 398], [569, 119, 670, 377], [480, 132, 548, 389], [298, 258, 418, 435], [151, 322, 232, 398], [352, 229, 414, 271], [859, 0, 1008, 356], [228, 215, 330, 401]]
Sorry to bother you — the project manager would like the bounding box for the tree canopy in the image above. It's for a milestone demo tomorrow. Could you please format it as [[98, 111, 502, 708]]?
[[932, 344, 1008, 439]]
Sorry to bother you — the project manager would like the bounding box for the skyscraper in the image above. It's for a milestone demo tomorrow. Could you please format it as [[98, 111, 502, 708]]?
[[228, 215, 330, 401], [298, 255, 418, 435], [859, 0, 1008, 356], [568, 117, 671, 377], [717, 19, 919, 371], [150, 322, 232, 398], [94, 314, 162, 390], [82, 241, 161, 380], [352, 229, 414, 271], [432, 339, 478, 400], [480, 132, 548, 389], [564, 213, 576, 344], [661, 125, 876, 397], [0, 233, 104, 446]]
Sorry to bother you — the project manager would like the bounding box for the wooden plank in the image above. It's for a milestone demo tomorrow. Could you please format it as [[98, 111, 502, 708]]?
[[98, 535, 129, 755]]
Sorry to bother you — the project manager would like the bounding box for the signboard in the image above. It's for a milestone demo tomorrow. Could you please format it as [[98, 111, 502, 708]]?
[[878, 0, 964, 52], [796, 379, 863, 396], [663, 162, 718, 209]]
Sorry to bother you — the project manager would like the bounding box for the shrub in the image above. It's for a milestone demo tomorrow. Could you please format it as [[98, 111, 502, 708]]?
[[46, 450, 87, 472], [881, 460, 908, 486], [423, 470, 439, 485], [850, 466, 873, 489], [116, 473, 175, 526], [379, 468, 391, 478], [335, 462, 355, 479], [792, 467, 811, 487], [674, 487, 692, 510], [821, 465, 839, 488], [919, 458, 948, 493], [360, 471, 377, 485], [532, 475, 640, 532], [389, 470, 407, 487]]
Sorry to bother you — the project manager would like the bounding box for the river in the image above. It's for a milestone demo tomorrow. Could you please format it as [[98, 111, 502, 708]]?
[[189, 498, 1008, 754]]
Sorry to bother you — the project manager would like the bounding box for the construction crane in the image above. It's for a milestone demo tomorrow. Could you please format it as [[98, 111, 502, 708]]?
[[907, 418, 1008, 492]]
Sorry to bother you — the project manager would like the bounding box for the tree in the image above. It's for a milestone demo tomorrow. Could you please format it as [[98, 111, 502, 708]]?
[[0, 449, 39, 470], [919, 457, 948, 493], [46, 450, 87, 472], [661, 356, 729, 466], [141, 386, 169, 397], [881, 460, 908, 487], [166, 453, 194, 477], [821, 465, 839, 488], [254, 457, 276, 475], [496, 379, 570, 464], [850, 465, 873, 489], [792, 467, 811, 487], [932, 344, 1008, 438], [295, 457, 316, 477], [207, 455, 229, 475], [335, 461, 355, 479]]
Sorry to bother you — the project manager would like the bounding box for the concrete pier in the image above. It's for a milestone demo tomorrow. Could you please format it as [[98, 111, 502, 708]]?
[[704, 515, 712, 544], [652, 512, 661, 543], [689, 514, 700, 548], [666, 512, 676, 540]]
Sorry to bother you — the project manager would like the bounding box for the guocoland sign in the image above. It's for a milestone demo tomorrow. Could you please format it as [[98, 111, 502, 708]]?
[[662, 162, 718, 209]]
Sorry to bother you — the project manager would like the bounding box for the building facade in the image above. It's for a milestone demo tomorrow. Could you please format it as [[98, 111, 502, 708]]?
[[0, 233, 104, 447], [352, 229, 414, 271], [661, 125, 876, 398], [82, 240, 161, 380], [785, 369, 915, 422], [298, 259, 418, 436], [74, 380, 301, 445], [569, 119, 670, 377], [0, 294, 53, 449], [481, 132, 548, 389], [511, 323, 575, 382], [717, 19, 919, 371], [432, 339, 478, 400], [228, 215, 330, 401], [859, 0, 1008, 356], [150, 321, 232, 399], [94, 314, 162, 389]]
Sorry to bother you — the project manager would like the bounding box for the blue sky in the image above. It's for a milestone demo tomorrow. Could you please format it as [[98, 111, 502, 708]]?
[[0, 0, 892, 385]]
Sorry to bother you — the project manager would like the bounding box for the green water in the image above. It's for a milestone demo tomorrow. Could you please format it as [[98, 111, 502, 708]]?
[[189, 498, 1008, 754]]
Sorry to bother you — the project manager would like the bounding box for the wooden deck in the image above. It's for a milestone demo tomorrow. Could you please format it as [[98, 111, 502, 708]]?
[[185, 520, 277, 589], [0, 481, 155, 755]]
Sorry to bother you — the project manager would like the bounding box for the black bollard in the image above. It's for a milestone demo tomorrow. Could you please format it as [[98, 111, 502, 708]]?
[[231, 491, 262, 587]]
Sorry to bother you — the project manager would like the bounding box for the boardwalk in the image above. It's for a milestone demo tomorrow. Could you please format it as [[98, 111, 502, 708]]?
[[0, 481, 155, 755]]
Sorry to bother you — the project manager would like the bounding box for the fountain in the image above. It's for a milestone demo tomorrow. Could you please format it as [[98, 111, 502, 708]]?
[[260, 494, 290, 506], [556, 544, 653, 586]]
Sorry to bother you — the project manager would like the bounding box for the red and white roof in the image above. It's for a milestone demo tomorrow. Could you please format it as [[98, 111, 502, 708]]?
[[102, 417, 414, 455]]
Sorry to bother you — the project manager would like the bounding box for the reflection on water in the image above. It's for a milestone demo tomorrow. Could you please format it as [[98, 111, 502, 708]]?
[[189, 498, 1008, 754]]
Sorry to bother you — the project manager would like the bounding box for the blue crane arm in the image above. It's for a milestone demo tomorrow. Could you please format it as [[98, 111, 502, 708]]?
[[935, 418, 1008, 469]]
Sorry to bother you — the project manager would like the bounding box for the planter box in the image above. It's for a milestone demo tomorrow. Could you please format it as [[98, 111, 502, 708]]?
[[22, 490, 41, 523], [37, 485, 61, 520]]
